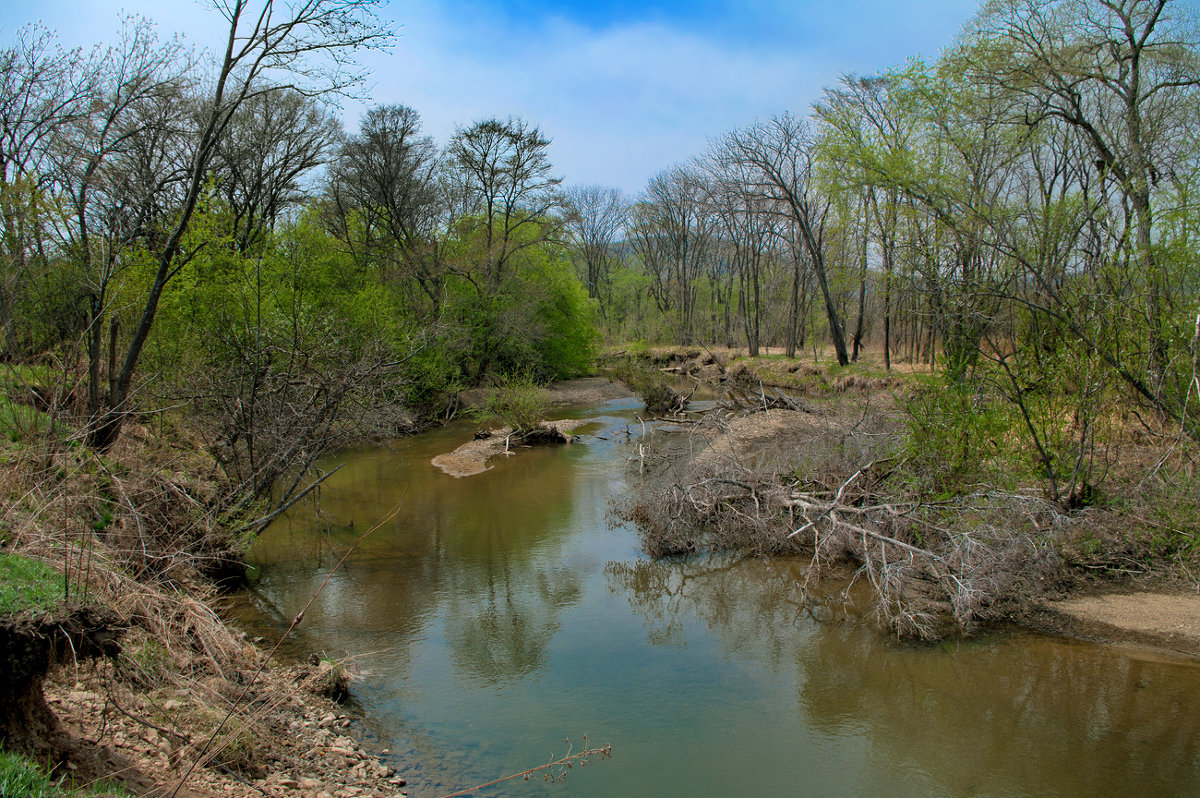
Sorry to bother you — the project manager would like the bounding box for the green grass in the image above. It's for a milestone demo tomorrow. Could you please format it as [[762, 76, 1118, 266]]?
[[0, 749, 129, 797], [0, 553, 62, 615], [0, 363, 68, 443], [0, 364, 54, 391], [0, 396, 50, 442]]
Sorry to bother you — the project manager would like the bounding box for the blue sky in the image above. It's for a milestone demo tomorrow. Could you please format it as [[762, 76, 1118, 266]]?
[[0, 0, 980, 194]]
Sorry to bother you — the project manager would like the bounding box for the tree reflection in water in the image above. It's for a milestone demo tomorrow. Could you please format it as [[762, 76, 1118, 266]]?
[[607, 555, 1200, 797]]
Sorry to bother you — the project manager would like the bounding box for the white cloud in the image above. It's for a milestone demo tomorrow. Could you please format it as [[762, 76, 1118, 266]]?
[[356, 3, 834, 193], [3, 0, 980, 194]]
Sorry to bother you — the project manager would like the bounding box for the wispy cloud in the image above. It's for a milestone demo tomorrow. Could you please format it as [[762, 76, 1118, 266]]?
[[4, 0, 980, 194]]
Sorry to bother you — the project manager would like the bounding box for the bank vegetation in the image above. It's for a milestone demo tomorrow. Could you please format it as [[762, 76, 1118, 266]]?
[[2, 0, 1200, 791]]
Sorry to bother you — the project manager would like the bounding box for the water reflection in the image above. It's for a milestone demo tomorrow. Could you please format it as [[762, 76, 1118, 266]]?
[[235, 400, 1200, 798], [247, 418, 590, 686], [607, 556, 1200, 797]]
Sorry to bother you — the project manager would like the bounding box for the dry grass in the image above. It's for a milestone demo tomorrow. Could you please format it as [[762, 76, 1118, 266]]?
[[0, 435, 251, 682]]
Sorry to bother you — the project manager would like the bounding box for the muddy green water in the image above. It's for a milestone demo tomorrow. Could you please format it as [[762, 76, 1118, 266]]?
[[235, 397, 1200, 797]]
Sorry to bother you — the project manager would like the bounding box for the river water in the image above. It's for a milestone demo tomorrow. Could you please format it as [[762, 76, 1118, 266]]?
[[233, 395, 1200, 797]]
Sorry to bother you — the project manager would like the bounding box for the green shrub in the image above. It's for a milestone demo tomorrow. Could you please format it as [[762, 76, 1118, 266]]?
[[477, 374, 552, 433], [899, 375, 1008, 492]]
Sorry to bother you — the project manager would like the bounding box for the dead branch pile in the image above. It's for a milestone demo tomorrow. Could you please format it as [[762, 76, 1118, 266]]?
[[615, 403, 1067, 640], [786, 468, 1063, 638]]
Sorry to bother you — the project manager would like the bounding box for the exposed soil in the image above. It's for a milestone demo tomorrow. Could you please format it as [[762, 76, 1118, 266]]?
[[544, 377, 633, 406], [693, 407, 840, 469], [0, 606, 123, 760], [38, 656, 405, 798], [1032, 591, 1200, 658]]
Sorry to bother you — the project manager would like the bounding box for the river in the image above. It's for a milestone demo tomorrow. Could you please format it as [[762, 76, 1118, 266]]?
[[230, 395, 1200, 797]]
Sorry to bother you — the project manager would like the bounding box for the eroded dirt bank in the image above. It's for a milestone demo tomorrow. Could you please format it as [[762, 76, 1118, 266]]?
[[39, 657, 404, 798]]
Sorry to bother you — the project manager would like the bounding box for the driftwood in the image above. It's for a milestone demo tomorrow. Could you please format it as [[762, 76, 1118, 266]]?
[[722, 381, 811, 414], [432, 420, 582, 477]]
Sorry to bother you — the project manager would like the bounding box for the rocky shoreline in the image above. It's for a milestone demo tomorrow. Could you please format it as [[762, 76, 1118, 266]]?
[[42, 657, 406, 798]]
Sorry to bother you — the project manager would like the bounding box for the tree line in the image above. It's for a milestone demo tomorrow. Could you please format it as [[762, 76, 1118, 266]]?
[[561, 0, 1199, 504], [0, 1, 596, 522], [2, 0, 1199, 514]]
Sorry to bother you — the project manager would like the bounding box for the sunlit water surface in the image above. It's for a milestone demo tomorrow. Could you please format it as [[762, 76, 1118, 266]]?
[[231, 397, 1200, 797]]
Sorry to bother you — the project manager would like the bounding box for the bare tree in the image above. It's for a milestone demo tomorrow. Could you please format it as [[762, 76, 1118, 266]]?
[[560, 183, 625, 310], [973, 0, 1200, 398], [211, 87, 340, 252], [629, 165, 714, 344], [700, 153, 779, 355], [326, 103, 443, 308], [40, 19, 195, 430], [0, 26, 94, 358], [722, 114, 851, 365], [447, 117, 561, 287]]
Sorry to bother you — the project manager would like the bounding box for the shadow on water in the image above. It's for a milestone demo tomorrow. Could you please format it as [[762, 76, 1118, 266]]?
[[227, 396, 1200, 798]]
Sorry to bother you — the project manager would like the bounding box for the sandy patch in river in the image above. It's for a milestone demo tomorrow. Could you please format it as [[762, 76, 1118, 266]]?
[[432, 419, 588, 478], [692, 408, 841, 469]]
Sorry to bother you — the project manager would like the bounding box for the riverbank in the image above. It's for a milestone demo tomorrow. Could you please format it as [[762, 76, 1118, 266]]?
[[610, 346, 1200, 655], [41, 656, 402, 798], [2, 361, 1197, 794], [1031, 590, 1200, 658], [0, 411, 413, 796], [0, 375, 644, 795]]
